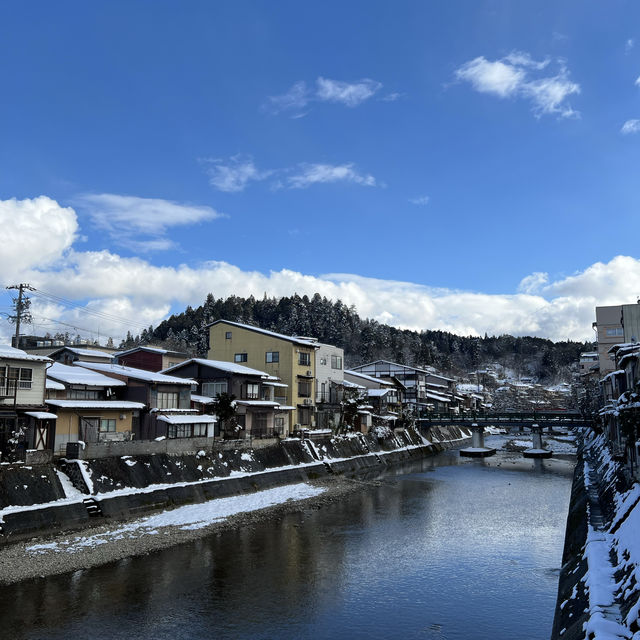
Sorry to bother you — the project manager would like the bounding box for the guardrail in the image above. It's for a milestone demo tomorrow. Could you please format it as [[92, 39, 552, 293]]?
[[419, 412, 590, 425]]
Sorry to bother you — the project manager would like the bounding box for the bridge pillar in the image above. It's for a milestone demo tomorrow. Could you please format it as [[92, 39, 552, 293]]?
[[523, 424, 552, 458], [460, 423, 496, 457]]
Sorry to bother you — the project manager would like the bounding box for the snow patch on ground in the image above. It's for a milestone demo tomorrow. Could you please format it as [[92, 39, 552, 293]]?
[[25, 483, 325, 555]]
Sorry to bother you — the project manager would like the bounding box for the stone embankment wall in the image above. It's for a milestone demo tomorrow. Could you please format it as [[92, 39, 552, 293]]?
[[551, 430, 640, 640], [0, 426, 471, 543]]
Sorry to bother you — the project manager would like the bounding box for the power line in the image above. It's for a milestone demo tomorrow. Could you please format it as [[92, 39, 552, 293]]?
[[29, 288, 151, 333]]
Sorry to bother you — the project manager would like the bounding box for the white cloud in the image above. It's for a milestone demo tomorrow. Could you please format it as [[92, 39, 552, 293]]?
[[73, 193, 224, 253], [518, 271, 549, 295], [75, 193, 223, 234], [202, 155, 272, 192], [0, 196, 77, 279], [455, 57, 526, 97], [635, 76, 640, 88], [263, 81, 310, 116], [455, 51, 580, 118], [381, 92, 404, 102], [206, 157, 379, 191], [287, 163, 377, 189], [315, 77, 382, 107], [265, 76, 383, 115], [409, 196, 430, 206], [5, 196, 640, 344], [626, 38, 635, 54], [621, 119, 640, 134]]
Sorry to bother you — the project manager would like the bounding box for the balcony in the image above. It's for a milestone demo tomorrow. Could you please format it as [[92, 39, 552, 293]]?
[[315, 389, 343, 404]]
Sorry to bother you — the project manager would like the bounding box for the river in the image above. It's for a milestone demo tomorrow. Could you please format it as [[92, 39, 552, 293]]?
[[0, 442, 574, 640]]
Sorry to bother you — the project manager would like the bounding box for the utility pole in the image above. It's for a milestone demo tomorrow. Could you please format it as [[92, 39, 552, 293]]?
[[6, 283, 35, 347]]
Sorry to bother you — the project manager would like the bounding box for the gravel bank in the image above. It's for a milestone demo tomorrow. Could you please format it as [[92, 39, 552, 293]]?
[[0, 477, 362, 586]]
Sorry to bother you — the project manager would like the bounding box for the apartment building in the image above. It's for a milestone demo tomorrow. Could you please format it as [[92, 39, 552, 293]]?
[[207, 320, 319, 433], [315, 342, 344, 429], [594, 303, 640, 374]]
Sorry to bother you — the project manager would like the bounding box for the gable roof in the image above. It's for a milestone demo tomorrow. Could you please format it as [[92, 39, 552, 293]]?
[[162, 358, 270, 378], [116, 345, 188, 358], [77, 361, 194, 385], [47, 362, 126, 387], [0, 344, 52, 363], [207, 319, 319, 348], [48, 346, 114, 359], [344, 369, 395, 387], [352, 359, 454, 382]]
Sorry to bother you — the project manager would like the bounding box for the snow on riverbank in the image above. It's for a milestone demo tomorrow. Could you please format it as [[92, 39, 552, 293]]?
[[26, 483, 325, 556]]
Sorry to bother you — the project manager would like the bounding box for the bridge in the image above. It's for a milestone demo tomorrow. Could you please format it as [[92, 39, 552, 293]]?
[[418, 411, 592, 430]]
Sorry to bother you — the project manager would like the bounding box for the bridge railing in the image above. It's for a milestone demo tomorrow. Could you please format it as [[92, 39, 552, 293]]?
[[418, 412, 588, 424]]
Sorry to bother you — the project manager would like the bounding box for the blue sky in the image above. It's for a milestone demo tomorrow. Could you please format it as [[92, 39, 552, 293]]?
[[1, 1, 640, 343]]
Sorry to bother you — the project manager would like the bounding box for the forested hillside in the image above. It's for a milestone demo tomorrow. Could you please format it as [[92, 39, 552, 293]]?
[[121, 293, 589, 382]]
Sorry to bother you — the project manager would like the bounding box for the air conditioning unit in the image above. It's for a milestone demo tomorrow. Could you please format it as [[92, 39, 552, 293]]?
[[303, 398, 313, 405], [306, 370, 313, 376]]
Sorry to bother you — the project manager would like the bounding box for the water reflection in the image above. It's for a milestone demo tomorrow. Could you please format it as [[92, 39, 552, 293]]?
[[0, 451, 574, 640]]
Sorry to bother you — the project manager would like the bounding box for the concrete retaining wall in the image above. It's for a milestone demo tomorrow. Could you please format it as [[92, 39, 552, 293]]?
[[1, 425, 470, 544]]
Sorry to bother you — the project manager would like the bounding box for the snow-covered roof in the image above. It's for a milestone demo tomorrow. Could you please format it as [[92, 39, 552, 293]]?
[[0, 344, 52, 363], [48, 362, 126, 387], [24, 411, 58, 420], [352, 359, 453, 382], [236, 400, 281, 407], [156, 413, 217, 424], [191, 394, 215, 404], [601, 369, 625, 383], [162, 357, 270, 378], [117, 345, 187, 357], [426, 391, 451, 403], [275, 405, 295, 411], [49, 346, 114, 359], [342, 379, 366, 390], [46, 378, 66, 391], [607, 342, 636, 354], [207, 319, 319, 347], [46, 399, 146, 410], [619, 352, 640, 368], [263, 380, 288, 388], [77, 361, 195, 385], [344, 369, 395, 387], [367, 388, 391, 397]]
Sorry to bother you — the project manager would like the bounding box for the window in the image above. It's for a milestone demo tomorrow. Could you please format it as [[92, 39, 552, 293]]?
[[225, 331, 232, 339], [202, 381, 227, 398], [18, 368, 33, 389], [193, 423, 208, 437], [266, 351, 279, 363], [254, 413, 268, 434], [68, 389, 100, 400], [331, 355, 343, 370], [0, 367, 32, 394], [298, 380, 311, 397], [275, 416, 285, 434], [606, 328, 624, 337], [157, 391, 179, 409], [297, 407, 311, 425], [298, 352, 311, 366], [319, 357, 327, 365], [167, 422, 209, 438], [100, 418, 116, 432], [245, 383, 259, 399], [234, 353, 248, 363]]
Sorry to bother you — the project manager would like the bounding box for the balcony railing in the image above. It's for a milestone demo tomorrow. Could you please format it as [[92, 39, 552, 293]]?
[[315, 390, 343, 404]]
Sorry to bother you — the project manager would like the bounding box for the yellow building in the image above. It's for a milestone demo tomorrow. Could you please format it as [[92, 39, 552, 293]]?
[[207, 320, 318, 433]]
